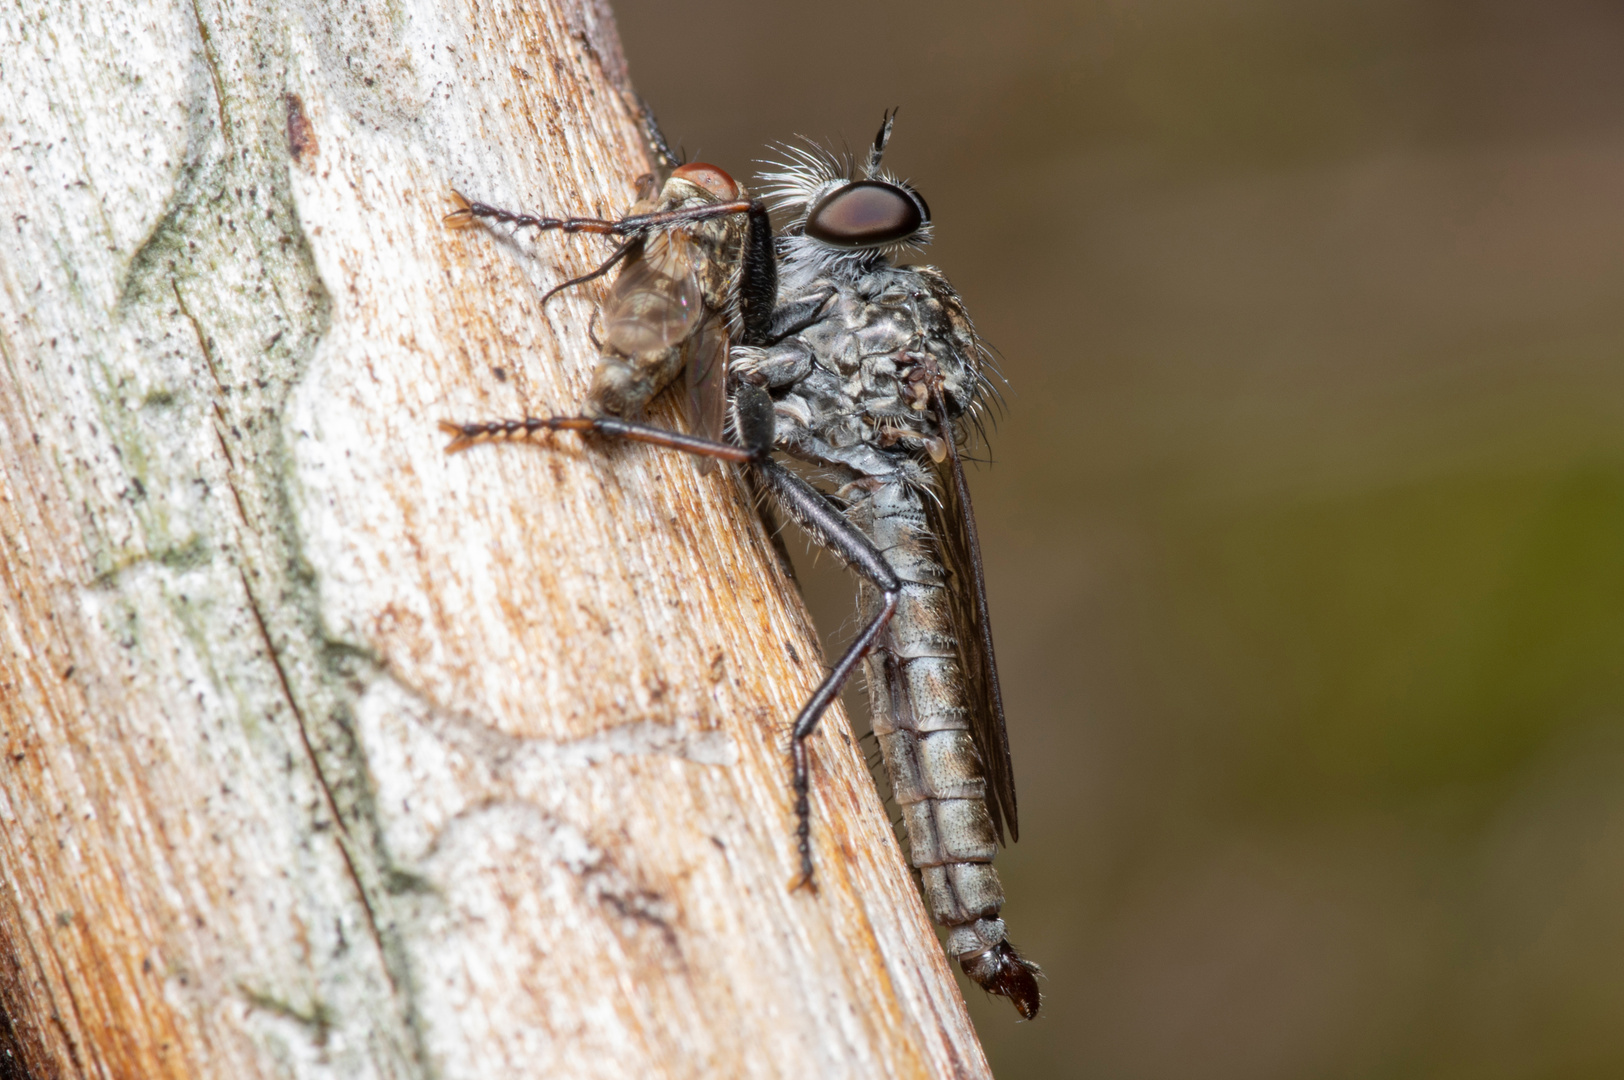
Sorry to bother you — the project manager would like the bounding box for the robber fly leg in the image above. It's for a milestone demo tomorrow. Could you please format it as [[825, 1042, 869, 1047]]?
[[443, 190, 624, 236], [753, 457, 902, 889], [634, 92, 682, 173], [442, 380, 781, 463], [438, 415, 757, 464], [444, 190, 757, 238], [763, 288, 837, 345], [737, 201, 778, 346], [443, 387, 899, 888]]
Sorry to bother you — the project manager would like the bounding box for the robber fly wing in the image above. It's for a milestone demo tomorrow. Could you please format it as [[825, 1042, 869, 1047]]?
[[685, 314, 730, 473], [926, 431, 1019, 844], [600, 231, 704, 357], [914, 267, 1019, 845]]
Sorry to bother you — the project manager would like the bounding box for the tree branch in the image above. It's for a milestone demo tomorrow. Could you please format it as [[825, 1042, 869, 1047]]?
[[0, 0, 992, 1076]]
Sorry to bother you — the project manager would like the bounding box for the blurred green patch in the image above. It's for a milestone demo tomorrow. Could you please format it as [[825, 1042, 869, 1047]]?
[[1168, 460, 1624, 814]]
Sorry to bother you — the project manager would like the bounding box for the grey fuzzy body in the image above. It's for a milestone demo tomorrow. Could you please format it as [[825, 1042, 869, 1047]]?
[[735, 257, 1015, 966]]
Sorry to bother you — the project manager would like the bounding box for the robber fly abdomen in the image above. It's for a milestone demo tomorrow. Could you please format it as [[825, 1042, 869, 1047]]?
[[854, 478, 1032, 1015]]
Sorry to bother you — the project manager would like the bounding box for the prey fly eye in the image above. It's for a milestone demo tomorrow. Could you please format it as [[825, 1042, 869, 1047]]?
[[805, 181, 929, 248], [670, 162, 740, 201]]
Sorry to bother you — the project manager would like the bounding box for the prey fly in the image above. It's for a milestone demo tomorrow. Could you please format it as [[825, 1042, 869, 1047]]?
[[441, 112, 1040, 1019], [443, 144, 776, 442]]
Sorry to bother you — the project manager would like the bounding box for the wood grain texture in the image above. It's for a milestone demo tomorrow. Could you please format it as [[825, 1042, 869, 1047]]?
[[0, 0, 994, 1077]]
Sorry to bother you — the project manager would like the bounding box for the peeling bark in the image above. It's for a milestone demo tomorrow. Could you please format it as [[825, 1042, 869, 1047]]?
[[0, 0, 993, 1077]]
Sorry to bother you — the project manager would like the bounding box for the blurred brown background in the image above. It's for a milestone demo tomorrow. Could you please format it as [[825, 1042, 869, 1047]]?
[[610, 1, 1624, 1076]]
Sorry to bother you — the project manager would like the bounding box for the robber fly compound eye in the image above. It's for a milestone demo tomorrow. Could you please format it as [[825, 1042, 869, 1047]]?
[[804, 180, 930, 249], [669, 162, 741, 201]]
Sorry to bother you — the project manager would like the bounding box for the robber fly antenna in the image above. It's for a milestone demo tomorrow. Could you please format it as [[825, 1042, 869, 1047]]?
[[864, 108, 897, 178]]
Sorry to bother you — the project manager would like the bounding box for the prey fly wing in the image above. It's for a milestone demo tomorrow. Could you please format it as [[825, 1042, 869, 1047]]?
[[598, 230, 704, 356], [684, 313, 731, 470]]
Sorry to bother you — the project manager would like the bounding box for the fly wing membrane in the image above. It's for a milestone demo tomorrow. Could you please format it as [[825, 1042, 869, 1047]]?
[[601, 232, 703, 356], [685, 314, 730, 473], [916, 265, 1019, 844], [926, 435, 1019, 844]]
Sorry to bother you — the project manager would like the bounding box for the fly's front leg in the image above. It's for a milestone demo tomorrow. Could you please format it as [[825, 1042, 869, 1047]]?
[[444, 190, 756, 237], [753, 457, 901, 890], [737, 201, 778, 346], [443, 190, 624, 236]]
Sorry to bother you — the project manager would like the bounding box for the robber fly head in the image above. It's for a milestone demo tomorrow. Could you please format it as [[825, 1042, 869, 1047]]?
[[759, 110, 934, 277]]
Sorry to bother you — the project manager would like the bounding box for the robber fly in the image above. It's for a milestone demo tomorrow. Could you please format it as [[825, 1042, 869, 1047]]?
[[738, 113, 1040, 1018], [440, 113, 1040, 1019]]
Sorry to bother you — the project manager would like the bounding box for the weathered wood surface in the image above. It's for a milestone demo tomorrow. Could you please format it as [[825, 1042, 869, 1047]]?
[[0, 0, 994, 1076]]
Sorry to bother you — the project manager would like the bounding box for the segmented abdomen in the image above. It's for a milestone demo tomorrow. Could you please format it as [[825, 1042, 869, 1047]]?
[[851, 480, 1014, 967]]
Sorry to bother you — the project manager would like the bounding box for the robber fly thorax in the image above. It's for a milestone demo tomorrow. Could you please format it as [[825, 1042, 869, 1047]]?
[[440, 112, 1039, 1019]]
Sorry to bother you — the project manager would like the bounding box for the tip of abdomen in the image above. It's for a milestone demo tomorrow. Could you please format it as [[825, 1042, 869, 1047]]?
[[961, 941, 1042, 1019]]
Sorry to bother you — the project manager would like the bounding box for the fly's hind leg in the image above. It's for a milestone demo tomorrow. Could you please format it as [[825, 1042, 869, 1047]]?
[[751, 456, 901, 890], [712, 388, 903, 888]]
